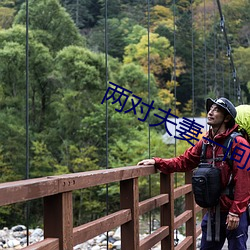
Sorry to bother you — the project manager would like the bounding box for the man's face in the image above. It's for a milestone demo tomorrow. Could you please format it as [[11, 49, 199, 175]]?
[[207, 104, 226, 127]]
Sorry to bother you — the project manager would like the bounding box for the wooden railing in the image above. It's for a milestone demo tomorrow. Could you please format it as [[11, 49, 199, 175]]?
[[0, 165, 204, 250]]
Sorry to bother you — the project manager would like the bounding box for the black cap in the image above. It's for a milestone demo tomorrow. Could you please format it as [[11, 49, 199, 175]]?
[[206, 97, 237, 119]]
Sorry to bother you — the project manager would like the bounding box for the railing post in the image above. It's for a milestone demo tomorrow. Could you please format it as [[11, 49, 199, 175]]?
[[160, 173, 174, 250], [44, 192, 73, 250], [120, 178, 139, 250], [185, 171, 196, 250]]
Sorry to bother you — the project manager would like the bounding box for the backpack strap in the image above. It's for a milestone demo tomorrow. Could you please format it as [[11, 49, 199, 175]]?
[[202, 132, 242, 242], [223, 131, 242, 170], [222, 132, 242, 200], [200, 142, 208, 162]]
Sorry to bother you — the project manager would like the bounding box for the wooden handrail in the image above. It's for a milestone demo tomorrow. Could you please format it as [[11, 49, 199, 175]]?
[[0, 165, 203, 250]]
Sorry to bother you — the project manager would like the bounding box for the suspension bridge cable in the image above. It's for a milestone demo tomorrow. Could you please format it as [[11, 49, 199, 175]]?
[[191, 1, 195, 117], [216, 0, 242, 104], [204, 0, 207, 98], [173, 0, 177, 161], [218, 26, 225, 96], [104, 0, 109, 248], [147, 0, 152, 234], [172, 0, 179, 245], [228, 64, 231, 100], [213, 0, 217, 96], [25, 0, 30, 245]]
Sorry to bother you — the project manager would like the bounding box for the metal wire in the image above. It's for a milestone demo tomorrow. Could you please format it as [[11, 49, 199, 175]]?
[[213, 0, 217, 96], [215, 0, 242, 104], [173, 0, 179, 245], [191, 0, 195, 117], [105, 0, 109, 248], [25, 0, 30, 245], [147, 0, 152, 234], [204, 0, 207, 99]]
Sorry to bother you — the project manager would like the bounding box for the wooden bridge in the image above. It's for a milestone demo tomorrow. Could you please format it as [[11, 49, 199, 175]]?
[[0, 165, 204, 250]]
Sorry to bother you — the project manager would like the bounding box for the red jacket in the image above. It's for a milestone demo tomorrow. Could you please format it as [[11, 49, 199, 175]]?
[[154, 124, 250, 216]]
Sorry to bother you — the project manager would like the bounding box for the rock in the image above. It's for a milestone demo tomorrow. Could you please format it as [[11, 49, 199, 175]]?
[[95, 234, 106, 243], [73, 243, 87, 249], [100, 240, 108, 246], [7, 239, 20, 247], [91, 245, 101, 250], [0, 224, 187, 249], [20, 237, 27, 245], [11, 226, 26, 232], [107, 231, 114, 237], [0, 230, 7, 238], [15, 245, 23, 249], [113, 240, 121, 249], [87, 238, 94, 245], [12, 231, 25, 238], [30, 228, 43, 238], [113, 227, 120, 240], [108, 236, 116, 243]]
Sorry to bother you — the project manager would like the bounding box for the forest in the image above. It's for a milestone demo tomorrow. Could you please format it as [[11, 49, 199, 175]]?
[[0, 0, 249, 228]]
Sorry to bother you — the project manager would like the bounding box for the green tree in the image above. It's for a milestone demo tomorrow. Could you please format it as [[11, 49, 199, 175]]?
[[0, 25, 56, 132], [14, 0, 84, 52], [234, 46, 250, 102], [0, 6, 15, 29], [87, 17, 138, 60], [61, 0, 101, 28], [30, 141, 57, 177], [149, 5, 174, 33], [124, 31, 185, 103]]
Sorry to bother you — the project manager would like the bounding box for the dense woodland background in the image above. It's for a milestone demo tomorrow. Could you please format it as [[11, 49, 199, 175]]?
[[0, 0, 249, 228]]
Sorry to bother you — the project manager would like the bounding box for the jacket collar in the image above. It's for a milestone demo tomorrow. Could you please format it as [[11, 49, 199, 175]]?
[[203, 124, 239, 143]]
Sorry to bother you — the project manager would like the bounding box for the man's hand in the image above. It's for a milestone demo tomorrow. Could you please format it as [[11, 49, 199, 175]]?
[[226, 213, 240, 230], [137, 159, 155, 166]]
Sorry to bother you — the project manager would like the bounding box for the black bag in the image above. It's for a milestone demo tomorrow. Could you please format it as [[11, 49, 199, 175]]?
[[192, 162, 221, 208], [192, 132, 242, 208]]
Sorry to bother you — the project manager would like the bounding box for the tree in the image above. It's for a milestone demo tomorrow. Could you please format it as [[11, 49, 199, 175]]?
[[124, 31, 185, 92], [116, 63, 158, 100], [149, 5, 174, 33], [61, 0, 101, 29], [0, 25, 55, 132], [86, 17, 138, 60], [0, 6, 15, 29], [234, 47, 250, 102], [14, 0, 84, 52]]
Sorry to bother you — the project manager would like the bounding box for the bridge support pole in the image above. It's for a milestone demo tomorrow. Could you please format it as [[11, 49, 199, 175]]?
[[44, 192, 73, 250], [185, 171, 196, 250], [120, 178, 139, 250], [161, 173, 174, 250]]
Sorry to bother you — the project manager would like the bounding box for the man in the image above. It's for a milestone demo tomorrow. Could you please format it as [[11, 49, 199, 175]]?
[[138, 97, 250, 250]]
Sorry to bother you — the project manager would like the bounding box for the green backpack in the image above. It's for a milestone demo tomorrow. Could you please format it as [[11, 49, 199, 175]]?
[[235, 105, 250, 142], [235, 104, 250, 224]]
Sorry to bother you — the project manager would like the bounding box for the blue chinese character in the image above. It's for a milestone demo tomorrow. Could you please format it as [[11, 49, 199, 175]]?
[[101, 81, 132, 112], [138, 100, 155, 122], [124, 94, 142, 115], [175, 117, 204, 146], [233, 142, 250, 170], [202, 137, 250, 170], [149, 108, 178, 136]]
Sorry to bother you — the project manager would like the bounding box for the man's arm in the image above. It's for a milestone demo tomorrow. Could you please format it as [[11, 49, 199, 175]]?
[[138, 139, 203, 174]]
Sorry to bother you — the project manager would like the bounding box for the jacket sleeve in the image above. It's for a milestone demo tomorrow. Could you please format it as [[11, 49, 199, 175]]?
[[229, 137, 250, 215], [153, 140, 203, 174]]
